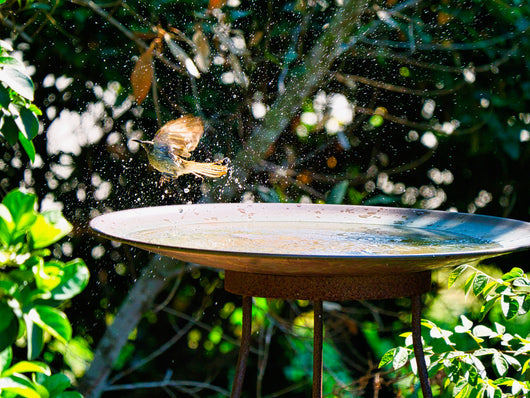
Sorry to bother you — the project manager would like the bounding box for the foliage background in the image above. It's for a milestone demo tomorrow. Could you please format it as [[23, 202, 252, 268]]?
[[1, 0, 529, 396]]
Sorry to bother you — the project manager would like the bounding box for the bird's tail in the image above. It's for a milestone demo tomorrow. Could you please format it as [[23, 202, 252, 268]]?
[[183, 158, 229, 178]]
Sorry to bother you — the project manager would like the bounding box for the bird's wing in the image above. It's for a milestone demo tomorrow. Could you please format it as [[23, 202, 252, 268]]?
[[154, 115, 204, 158]]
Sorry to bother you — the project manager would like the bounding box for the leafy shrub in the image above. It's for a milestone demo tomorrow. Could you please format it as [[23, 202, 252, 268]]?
[[380, 266, 530, 397], [0, 189, 89, 398]]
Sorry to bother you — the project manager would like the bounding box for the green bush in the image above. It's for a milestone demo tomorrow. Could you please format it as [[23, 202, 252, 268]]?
[[0, 189, 89, 398], [380, 266, 530, 397]]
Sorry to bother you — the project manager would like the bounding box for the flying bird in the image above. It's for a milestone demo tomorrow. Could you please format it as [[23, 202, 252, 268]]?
[[134, 115, 229, 180]]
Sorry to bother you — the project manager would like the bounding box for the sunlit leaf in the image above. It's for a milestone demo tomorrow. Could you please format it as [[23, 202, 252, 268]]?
[[0, 66, 34, 100], [472, 273, 488, 296], [0, 375, 41, 398], [492, 353, 508, 376], [164, 34, 200, 79], [17, 132, 36, 163], [392, 346, 409, 370], [500, 295, 519, 319], [18, 107, 39, 140], [49, 258, 90, 300], [131, 43, 154, 105], [3, 189, 37, 232], [28, 210, 72, 249], [193, 26, 210, 73], [0, 347, 12, 375], [24, 313, 44, 360], [378, 348, 396, 368], [2, 361, 50, 377], [448, 264, 468, 288], [27, 306, 72, 343]]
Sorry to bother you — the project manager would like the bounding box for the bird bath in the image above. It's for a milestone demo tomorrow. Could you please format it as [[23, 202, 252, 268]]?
[[90, 203, 530, 397]]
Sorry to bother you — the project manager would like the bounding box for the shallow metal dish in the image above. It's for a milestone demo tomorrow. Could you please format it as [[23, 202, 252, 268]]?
[[90, 203, 530, 276]]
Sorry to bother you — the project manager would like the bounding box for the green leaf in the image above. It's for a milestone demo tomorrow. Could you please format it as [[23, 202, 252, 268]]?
[[0, 347, 12, 375], [2, 361, 50, 377], [3, 189, 37, 228], [18, 107, 39, 140], [0, 375, 41, 398], [0, 83, 10, 108], [378, 348, 396, 368], [18, 131, 36, 163], [464, 272, 476, 296], [472, 273, 488, 296], [392, 346, 409, 370], [501, 295, 519, 319], [29, 211, 72, 249], [50, 259, 90, 300], [0, 66, 34, 101], [27, 306, 72, 343], [492, 353, 509, 376], [448, 265, 468, 288], [502, 267, 525, 281], [24, 313, 44, 360], [326, 180, 349, 204], [0, 303, 18, 352], [36, 373, 71, 396], [1, 114, 20, 145]]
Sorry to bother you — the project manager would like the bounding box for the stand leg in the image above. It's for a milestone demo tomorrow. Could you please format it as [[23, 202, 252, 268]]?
[[231, 296, 252, 398], [411, 295, 433, 398], [313, 300, 323, 398]]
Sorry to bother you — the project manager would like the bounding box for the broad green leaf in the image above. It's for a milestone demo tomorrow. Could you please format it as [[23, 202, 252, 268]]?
[[326, 180, 349, 204], [0, 347, 12, 375], [29, 211, 72, 249], [502, 267, 524, 281], [464, 272, 476, 296], [27, 306, 72, 343], [448, 264, 468, 288], [17, 131, 36, 162], [0, 66, 34, 101], [0, 83, 10, 108], [0, 302, 18, 352], [3, 189, 37, 227], [492, 353, 508, 376], [479, 299, 498, 321], [501, 295, 519, 319], [0, 375, 41, 398], [472, 273, 488, 296], [36, 373, 71, 396], [2, 361, 50, 377], [378, 348, 396, 368], [34, 260, 62, 291], [1, 114, 19, 145], [18, 107, 39, 140], [24, 313, 44, 360], [392, 346, 409, 370], [50, 259, 90, 300]]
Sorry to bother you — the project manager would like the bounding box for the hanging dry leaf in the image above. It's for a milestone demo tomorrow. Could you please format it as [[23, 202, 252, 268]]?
[[193, 26, 211, 73], [163, 33, 201, 79], [208, 0, 227, 10], [131, 43, 154, 105]]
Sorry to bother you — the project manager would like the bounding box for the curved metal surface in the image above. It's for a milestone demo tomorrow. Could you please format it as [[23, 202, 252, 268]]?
[[90, 203, 530, 276]]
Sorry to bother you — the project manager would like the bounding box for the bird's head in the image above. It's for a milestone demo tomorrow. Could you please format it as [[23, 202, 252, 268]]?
[[133, 139, 154, 152]]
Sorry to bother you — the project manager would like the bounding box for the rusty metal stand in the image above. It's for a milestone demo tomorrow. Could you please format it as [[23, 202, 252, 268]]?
[[225, 271, 434, 397], [313, 300, 323, 398], [231, 296, 252, 398], [411, 295, 433, 398]]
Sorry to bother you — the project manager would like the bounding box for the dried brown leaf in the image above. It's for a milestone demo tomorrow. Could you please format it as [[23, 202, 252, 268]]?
[[131, 43, 154, 105]]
